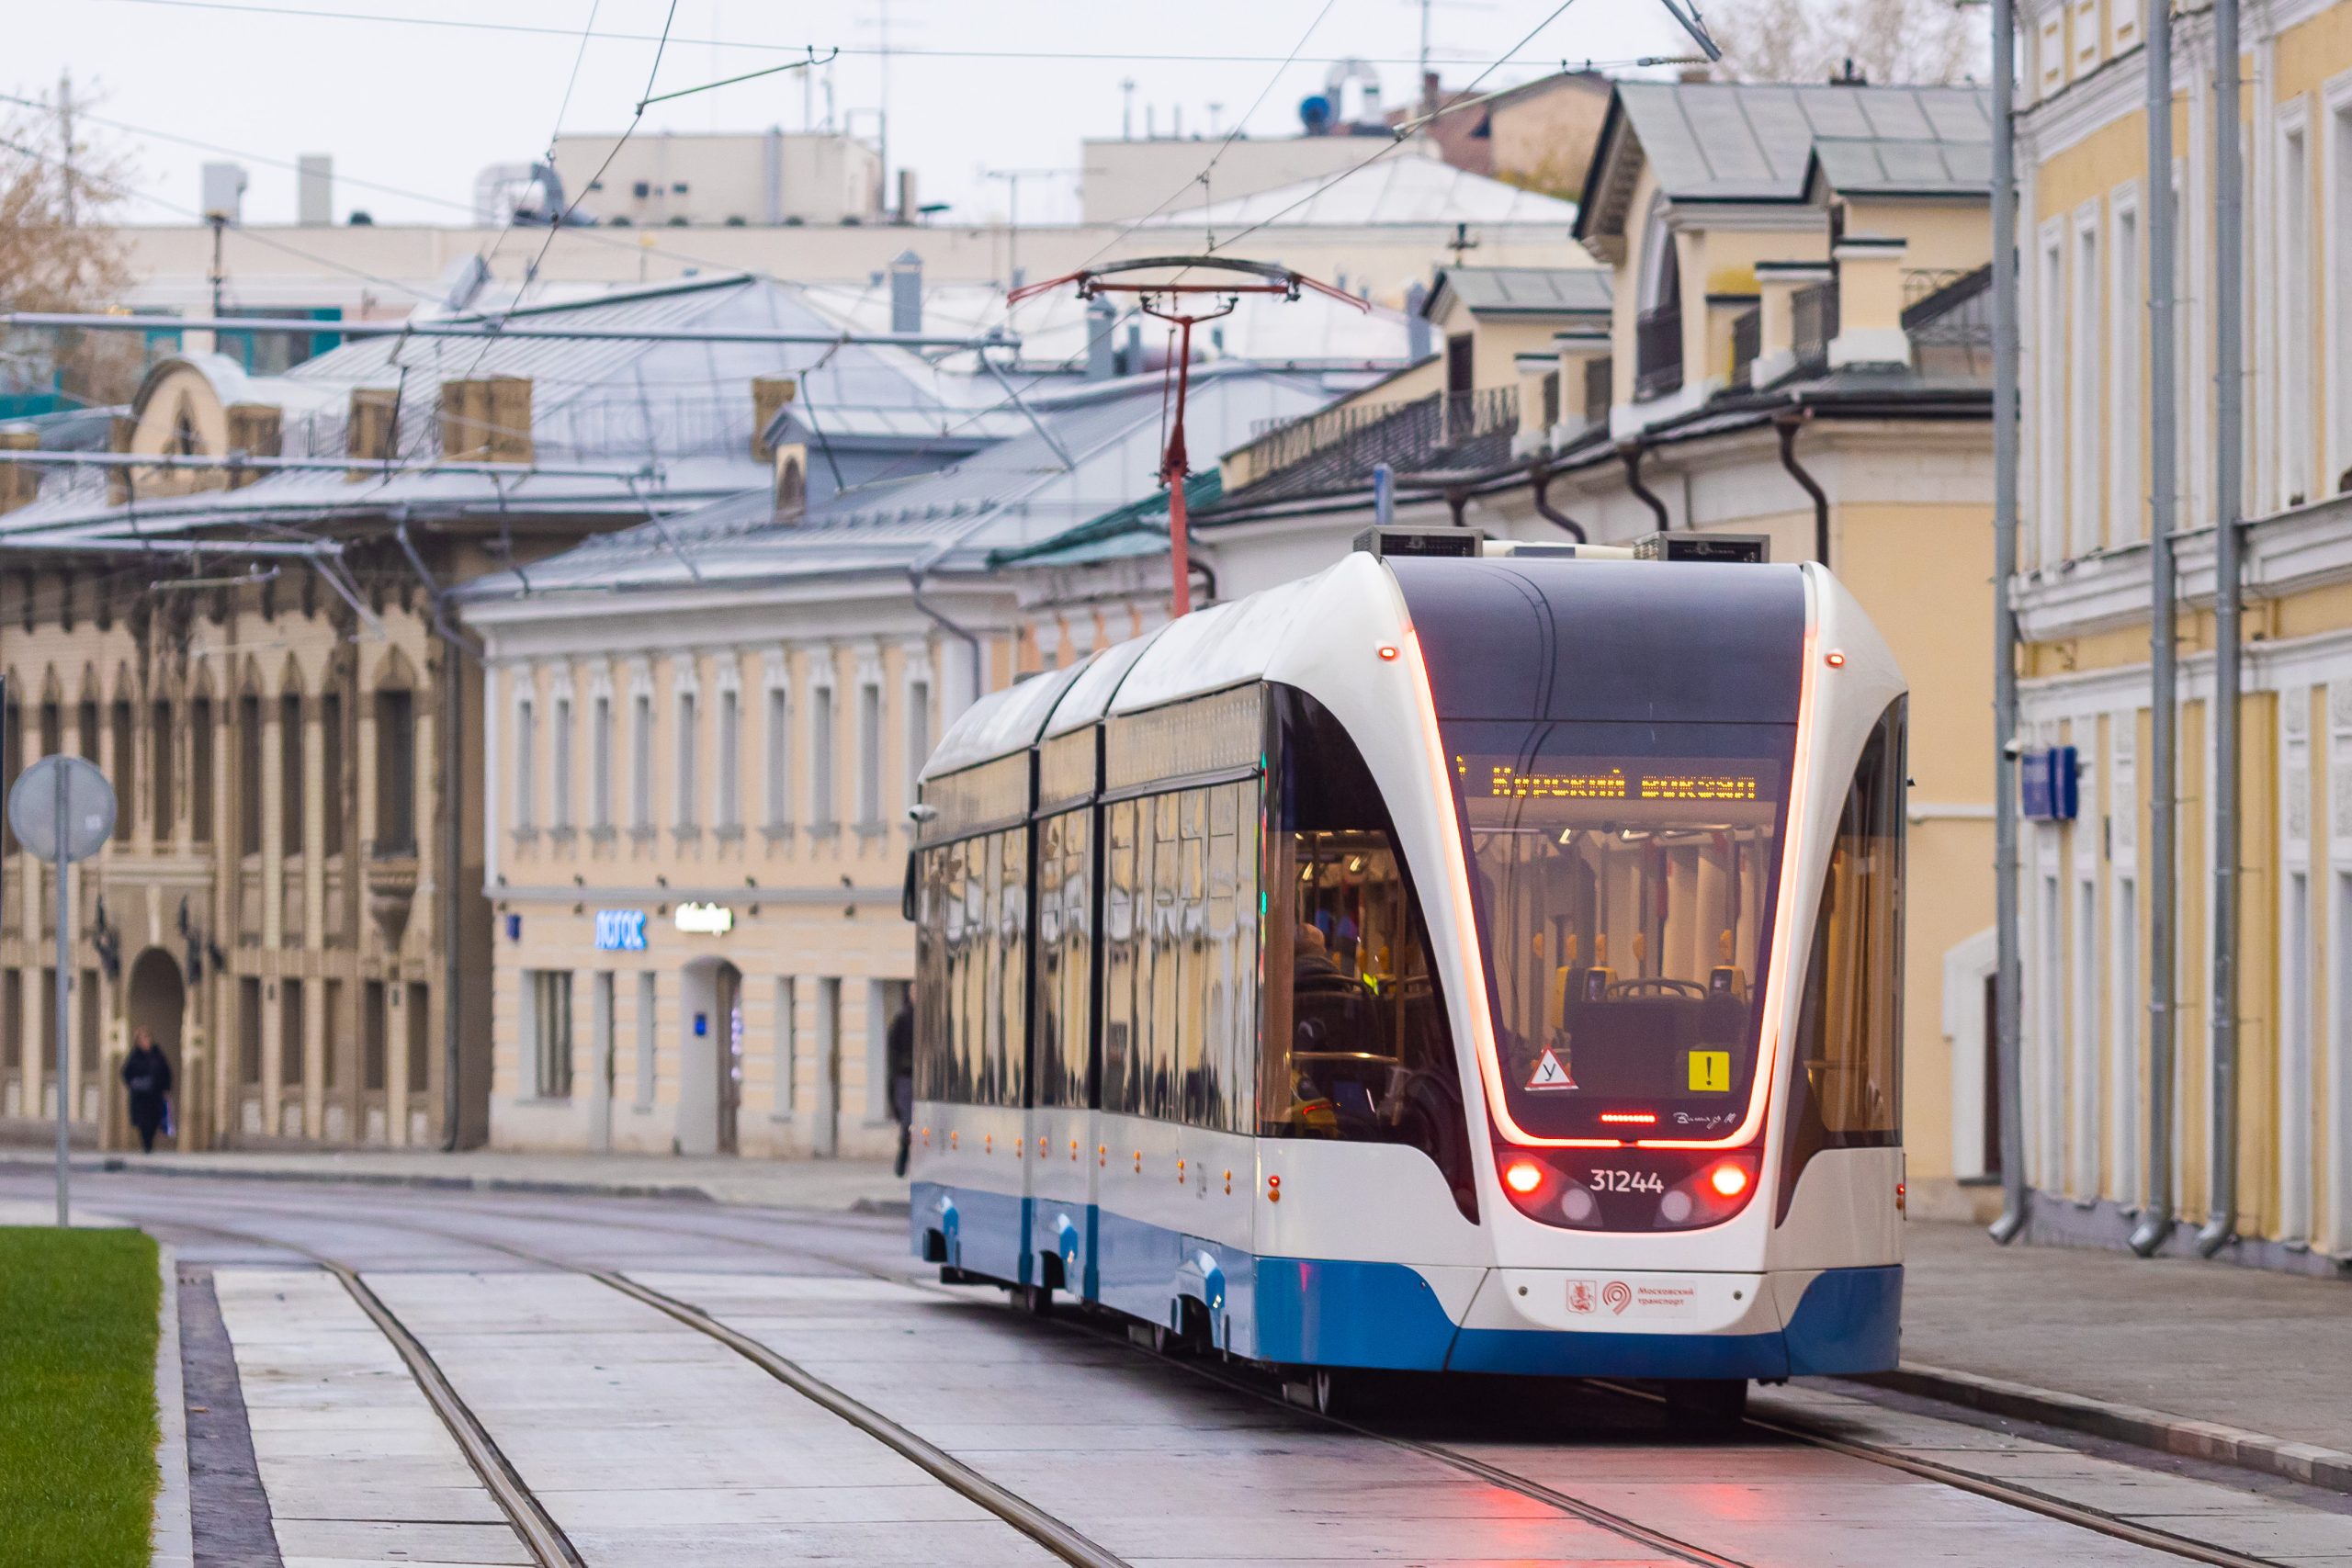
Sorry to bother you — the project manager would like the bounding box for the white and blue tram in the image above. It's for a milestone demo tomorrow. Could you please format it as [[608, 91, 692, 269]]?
[[905, 536, 1906, 1405]]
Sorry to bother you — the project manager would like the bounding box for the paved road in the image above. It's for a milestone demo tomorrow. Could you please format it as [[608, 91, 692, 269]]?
[[15, 1168, 2352, 1568]]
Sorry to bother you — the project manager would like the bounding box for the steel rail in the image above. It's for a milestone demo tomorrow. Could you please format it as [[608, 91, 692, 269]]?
[[154, 1215, 583, 1568], [156, 1197, 1133, 1568]]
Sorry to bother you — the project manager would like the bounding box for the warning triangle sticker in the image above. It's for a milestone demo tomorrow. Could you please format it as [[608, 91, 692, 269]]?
[[1526, 1047, 1577, 1091]]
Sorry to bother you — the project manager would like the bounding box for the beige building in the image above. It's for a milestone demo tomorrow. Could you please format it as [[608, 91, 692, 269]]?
[[0, 276, 890, 1152], [1171, 82, 2002, 1208], [2007, 0, 2352, 1267], [457, 366, 1328, 1159], [537, 130, 885, 228]]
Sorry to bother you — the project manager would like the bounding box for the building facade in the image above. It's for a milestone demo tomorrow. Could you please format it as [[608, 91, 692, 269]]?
[[2010, 0, 2352, 1266]]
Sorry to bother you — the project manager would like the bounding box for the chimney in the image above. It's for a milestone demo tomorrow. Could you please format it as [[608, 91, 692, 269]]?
[[1085, 297, 1117, 380], [1421, 70, 1441, 118], [297, 154, 334, 225], [224, 404, 283, 489], [1827, 237, 1911, 369], [752, 376, 797, 461], [0, 429, 39, 514], [1750, 260, 1835, 387], [438, 377, 535, 463], [1405, 281, 1433, 362], [345, 387, 400, 478], [896, 169, 918, 224], [772, 442, 809, 520], [888, 251, 922, 335]]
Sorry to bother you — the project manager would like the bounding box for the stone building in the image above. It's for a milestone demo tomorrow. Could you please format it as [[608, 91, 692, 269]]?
[[0, 274, 905, 1150]]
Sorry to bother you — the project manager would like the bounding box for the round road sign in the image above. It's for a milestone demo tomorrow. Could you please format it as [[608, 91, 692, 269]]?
[[8, 755, 117, 865]]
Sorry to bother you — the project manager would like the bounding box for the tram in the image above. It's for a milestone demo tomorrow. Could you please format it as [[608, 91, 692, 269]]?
[[904, 532, 1905, 1411]]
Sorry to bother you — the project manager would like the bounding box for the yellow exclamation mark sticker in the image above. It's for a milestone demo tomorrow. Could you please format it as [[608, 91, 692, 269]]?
[[1688, 1050, 1731, 1093]]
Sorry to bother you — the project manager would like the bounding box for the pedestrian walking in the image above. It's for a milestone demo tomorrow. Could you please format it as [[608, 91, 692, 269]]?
[[888, 998, 915, 1178], [120, 1028, 173, 1155]]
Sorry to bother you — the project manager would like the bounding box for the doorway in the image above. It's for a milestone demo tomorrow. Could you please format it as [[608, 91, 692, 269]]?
[[126, 948, 185, 1147], [676, 957, 742, 1156]]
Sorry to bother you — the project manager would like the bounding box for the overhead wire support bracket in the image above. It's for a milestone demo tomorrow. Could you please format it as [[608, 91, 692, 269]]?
[[0, 312, 1016, 355], [636, 46, 837, 109]]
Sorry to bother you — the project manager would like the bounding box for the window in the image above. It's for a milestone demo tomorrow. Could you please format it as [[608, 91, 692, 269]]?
[[38, 700, 58, 759], [811, 684, 836, 829], [775, 976, 797, 1112], [2281, 870, 2314, 1241], [108, 699, 131, 815], [2280, 119, 2313, 505], [2110, 195, 2143, 545], [2109, 874, 2139, 1208], [2036, 868, 2063, 1184], [375, 690, 414, 853], [77, 967, 97, 1077], [190, 698, 215, 844], [280, 694, 305, 852], [718, 689, 741, 830], [150, 701, 173, 843], [323, 979, 343, 1090], [282, 977, 305, 1088], [406, 983, 429, 1094], [2037, 229, 2065, 566], [551, 695, 573, 830], [530, 969, 574, 1098], [321, 690, 345, 855], [1032, 808, 1093, 1110], [635, 972, 658, 1106], [2332, 97, 2352, 490], [2071, 213, 2101, 555], [1780, 699, 1906, 1217], [239, 976, 263, 1085], [238, 695, 263, 854], [912, 826, 1027, 1110], [75, 698, 96, 764], [3, 969, 18, 1075], [363, 980, 387, 1091], [631, 693, 653, 831], [591, 694, 612, 829], [514, 694, 537, 832], [593, 972, 615, 1103], [857, 682, 881, 828], [765, 687, 791, 828], [675, 690, 699, 829], [2071, 874, 2098, 1197], [905, 679, 930, 804], [0, 700, 17, 853]]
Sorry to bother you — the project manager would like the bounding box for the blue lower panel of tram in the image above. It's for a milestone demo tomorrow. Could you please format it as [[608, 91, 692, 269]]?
[[914, 1184, 1900, 1378]]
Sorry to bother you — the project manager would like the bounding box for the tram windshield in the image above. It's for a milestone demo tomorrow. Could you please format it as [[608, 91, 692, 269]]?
[[1445, 720, 1796, 1142]]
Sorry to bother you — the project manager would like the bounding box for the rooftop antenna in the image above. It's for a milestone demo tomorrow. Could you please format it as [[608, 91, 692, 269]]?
[[1121, 78, 1137, 140], [1009, 256, 1369, 616]]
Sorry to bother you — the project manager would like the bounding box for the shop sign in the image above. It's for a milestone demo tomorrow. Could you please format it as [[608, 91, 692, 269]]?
[[594, 908, 649, 951], [674, 901, 734, 936], [2020, 745, 2079, 821]]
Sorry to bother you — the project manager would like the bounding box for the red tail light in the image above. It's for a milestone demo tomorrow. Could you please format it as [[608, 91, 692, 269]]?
[[1708, 1162, 1749, 1199]]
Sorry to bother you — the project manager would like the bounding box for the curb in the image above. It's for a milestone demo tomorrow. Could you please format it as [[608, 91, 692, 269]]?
[[152, 1241, 193, 1568], [0, 1152, 720, 1205], [1860, 1361, 2352, 1494]]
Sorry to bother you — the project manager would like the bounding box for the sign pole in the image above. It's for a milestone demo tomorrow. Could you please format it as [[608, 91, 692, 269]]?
[[53, 762, 69, 1228]]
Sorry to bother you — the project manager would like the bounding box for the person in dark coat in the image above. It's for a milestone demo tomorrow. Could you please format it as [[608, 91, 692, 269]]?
[[120, 1029, 173, 1154], [887, 999, 915, 1178]]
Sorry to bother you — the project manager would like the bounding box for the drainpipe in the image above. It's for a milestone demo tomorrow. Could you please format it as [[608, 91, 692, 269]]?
[[1527, 460, 1587, 541], [1443, 486, 1473, 529], [1988, 0, 2030, 1244], [2198, 0, 2245, 1258], [1771, 410, 1831, 570], [908, 568, 984, 713], [1616, 439, 1671, 530], [2130, 0, 2181, 1258]]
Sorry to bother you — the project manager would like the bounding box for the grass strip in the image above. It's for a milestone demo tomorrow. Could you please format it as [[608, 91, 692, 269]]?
[[0, 1226, 160, 1568]]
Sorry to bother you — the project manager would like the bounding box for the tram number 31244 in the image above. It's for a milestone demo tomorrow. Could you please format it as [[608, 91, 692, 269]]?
[[1589, 1168, 1666, 1195]]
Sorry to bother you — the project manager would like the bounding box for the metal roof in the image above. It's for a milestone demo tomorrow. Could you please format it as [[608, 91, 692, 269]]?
[[1138, 149, 1579, 231], [1615, 83, 1991, 203], [1808, 134, 1993, 197], [1427, 266, 1611, 319], [453, 364, 1326, 601]]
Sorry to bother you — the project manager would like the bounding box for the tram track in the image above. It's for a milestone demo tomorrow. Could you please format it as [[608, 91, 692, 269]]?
[[140, 1182, 2298, 1568]]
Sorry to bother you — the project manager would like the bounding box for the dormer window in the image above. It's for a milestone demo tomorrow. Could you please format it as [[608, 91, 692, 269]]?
[[1634, 207, 1684, 401]]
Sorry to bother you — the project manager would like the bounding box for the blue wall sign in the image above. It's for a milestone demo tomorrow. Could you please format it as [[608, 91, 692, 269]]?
[[594, 908, 649, 952], [2020, 745, 2080, 821], [503, 913, 521, 942]]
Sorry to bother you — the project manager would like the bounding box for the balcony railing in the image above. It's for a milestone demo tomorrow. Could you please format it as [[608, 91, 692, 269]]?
[[1792, 281, 1840, 376], [1634, 305, 1684, 401], [1730, 307, 1761, 389], [1227, 386, 1519, 502]]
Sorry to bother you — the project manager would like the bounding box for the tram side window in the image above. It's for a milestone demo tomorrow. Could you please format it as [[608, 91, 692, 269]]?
[[1263, 687, 1476, 1220], [911, 826, 1029, 1110], [1100, 780, 1259, 1134], [1033, 808, 1092, 1109], [1781, 700, 1905, 1212]]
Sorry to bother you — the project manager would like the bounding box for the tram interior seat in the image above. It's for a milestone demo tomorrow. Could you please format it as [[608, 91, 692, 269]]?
[[1292, 972, 1397, 1134]]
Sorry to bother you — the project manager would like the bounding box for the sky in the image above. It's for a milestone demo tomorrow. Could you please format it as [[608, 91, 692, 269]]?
[[8, 0, 1689, 230]]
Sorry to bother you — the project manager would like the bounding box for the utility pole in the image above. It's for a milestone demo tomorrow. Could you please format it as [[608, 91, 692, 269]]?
[[1121, 78, 1137, 141], [2199, 0, 2245, 1258], [55, 70, 75, 226], [1987, 0, 2028, 1243], [2130, 0, 2181, 1259], [987, 169, 1068, 293]]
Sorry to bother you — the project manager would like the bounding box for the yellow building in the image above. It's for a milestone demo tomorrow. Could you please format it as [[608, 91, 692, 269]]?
[[2011, 0, 2352, 1266], [1176, 82, 2003, 1211]]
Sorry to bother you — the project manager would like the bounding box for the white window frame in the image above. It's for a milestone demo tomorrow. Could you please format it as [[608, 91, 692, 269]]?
[[808, 669, 837, 833], [856, 679, 883, 830], [2324, 74, 2352, 497], [904, 673, 932, 809], [513, 684, 537, 833], [2278, 102, 2315, 508], [2035, 220, 2067, 568], [716, 673, 741, 833], [590, 682, 614, 831], [2107, 714, 2139, 1209], [763, 661, 792, 833], [2070, 202, 2103, 558], [774, 976, 797, 1115], [629, 669, 654, 835], [528, 968, 573, 1099], [2108, 185, 2142, 548], [550, 688, 574, 832], [673, 665, 700, 833]]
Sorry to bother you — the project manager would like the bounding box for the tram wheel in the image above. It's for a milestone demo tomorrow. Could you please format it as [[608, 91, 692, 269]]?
[[1020, 1282, 1054, 1317], [1149, 1320, 1186, 1357], [1310, 1367, 1362, 1420], [1662, 1378, 1749, 1426]]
